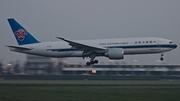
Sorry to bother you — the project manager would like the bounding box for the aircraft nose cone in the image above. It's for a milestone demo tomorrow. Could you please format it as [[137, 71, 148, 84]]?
[[175, 44, 177, 48]]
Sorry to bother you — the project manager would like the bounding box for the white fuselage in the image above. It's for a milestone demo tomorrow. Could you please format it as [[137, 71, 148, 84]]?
[[9, 37, 177, 58]]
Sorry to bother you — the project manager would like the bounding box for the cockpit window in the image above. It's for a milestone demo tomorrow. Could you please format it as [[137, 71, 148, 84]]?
[[169, 41, 174, 44]]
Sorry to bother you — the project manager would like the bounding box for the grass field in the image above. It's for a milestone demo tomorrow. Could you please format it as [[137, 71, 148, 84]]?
[[0, 86, 180, 101], [0, 80, 180, 101]]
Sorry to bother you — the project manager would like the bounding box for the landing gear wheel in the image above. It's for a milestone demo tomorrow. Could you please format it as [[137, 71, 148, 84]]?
[[90, 61, 94, 64], [94, 60, 98, 64], [160, 57, 164, 61], [86, 62, 91, 66], [86, 60, 99, 66]]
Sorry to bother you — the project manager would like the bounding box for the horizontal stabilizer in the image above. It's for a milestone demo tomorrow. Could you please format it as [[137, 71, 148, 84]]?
[[6, 46, 32, 50]]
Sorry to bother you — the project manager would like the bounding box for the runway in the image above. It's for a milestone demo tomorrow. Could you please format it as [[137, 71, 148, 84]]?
[[0, 80, 180, 86]]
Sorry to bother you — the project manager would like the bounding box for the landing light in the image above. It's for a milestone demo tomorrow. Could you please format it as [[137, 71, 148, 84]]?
[[156, 60, 161, 62], [92, 69, 96, 74], [109, 60, 114, 62], [7, 63, 12, 66], [85, 59, 90, 62], [133, 60, 138, 62]]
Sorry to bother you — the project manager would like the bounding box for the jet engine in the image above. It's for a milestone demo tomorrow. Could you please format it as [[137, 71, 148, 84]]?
[[105, 48, 124, 59]]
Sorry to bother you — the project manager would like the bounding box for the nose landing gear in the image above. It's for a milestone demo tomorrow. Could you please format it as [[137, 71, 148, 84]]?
[[160, 53, 164, 61]]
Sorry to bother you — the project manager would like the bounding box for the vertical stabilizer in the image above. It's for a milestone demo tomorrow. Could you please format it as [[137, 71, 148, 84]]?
[[7, 18, 39, 45]]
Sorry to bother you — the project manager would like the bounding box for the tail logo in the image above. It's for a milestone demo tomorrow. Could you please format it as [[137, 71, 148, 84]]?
[[14, 29, 27, 41]]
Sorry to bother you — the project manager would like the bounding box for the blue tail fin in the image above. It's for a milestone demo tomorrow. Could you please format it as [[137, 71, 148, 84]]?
[[7, 18, 39, 45]]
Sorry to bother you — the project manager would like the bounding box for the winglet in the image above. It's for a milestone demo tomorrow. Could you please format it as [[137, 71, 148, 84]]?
[[55, 36, 64, 40], [55, 36, 71, 43]]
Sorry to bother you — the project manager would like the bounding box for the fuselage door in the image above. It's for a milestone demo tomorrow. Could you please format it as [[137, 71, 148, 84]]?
[[157, 40, 161, 47]]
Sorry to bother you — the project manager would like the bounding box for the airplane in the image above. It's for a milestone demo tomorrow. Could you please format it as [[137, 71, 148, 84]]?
[[6, 18, 177, 66]]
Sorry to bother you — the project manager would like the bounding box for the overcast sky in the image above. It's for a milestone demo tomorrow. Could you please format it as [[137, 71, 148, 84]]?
[[0, 0, 180, 65]]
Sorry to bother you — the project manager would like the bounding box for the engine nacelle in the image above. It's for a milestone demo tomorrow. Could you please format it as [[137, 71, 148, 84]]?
[[105, 48, 124, 59]]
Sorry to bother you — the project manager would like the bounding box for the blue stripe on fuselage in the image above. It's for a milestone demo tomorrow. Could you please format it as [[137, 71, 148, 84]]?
[[47, 48, 77, 52], [106, 44, 177, 49], [47, 44, 177, 52]]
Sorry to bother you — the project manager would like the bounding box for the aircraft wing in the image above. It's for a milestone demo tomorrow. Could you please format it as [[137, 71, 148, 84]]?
[[55, 37, 106, 54], [6, 46, 32, 50]]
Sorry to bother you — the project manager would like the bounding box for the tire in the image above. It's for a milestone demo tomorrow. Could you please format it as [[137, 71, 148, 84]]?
[[86, 62, 91, 66], [94, 60, 98, 64], [160, 57, 164, 61]]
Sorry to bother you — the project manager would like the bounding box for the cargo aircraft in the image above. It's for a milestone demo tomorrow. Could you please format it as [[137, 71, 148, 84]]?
[[7, 18, 177, 66]]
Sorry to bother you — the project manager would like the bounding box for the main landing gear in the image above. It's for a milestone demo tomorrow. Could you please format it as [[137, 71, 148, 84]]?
[[160, 53, 164, 61], [85, 53, 98, 66], [86, 60, 98, 66]]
